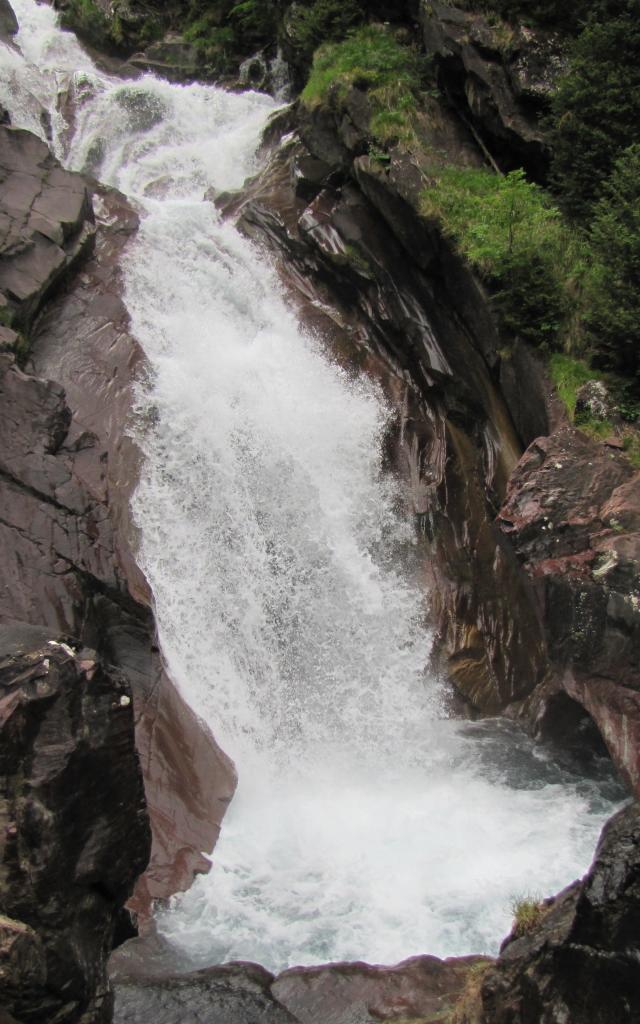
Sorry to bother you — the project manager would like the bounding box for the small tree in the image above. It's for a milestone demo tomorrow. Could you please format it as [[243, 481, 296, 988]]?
[[550, 0, 640, 221], [422, 168, 571, 345], [587, 144, 640, 383]]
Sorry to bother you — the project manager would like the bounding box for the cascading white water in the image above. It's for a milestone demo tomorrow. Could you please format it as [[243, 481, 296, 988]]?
[[2, 0, 625, 972]]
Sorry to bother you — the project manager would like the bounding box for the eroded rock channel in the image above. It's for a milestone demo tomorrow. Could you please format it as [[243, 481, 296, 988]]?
[[0, 0, 638, 1022]]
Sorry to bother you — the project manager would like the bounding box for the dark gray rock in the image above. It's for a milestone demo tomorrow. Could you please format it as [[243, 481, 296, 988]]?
[[480, 801, 640, 1023], [0, 622, 151, 1024], [0, 0, 17, 45], [419, 0, 568, 178], [114, 963, 301, 1024]]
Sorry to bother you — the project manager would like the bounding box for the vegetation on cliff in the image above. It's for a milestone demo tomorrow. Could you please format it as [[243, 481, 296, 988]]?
[[301, 25, 425, 145]]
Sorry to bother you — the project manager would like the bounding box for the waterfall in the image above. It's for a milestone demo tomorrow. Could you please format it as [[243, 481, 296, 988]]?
[[1, 0, 624, 973]]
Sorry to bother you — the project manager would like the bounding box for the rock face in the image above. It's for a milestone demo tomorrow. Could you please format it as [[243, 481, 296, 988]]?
[[0, 622, 150, 1024], [0, 127, 95, 337], [222, 106, 549, 716], [498, 429, 640, 794], [479, 801, 640, 1024], [0, 124, 236, 921], [420, 0, 568, 178]]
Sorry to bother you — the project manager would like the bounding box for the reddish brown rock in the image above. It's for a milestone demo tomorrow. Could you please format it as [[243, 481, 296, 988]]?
[[272, 955, 488, 1024], [223, 127, 549, 716], [0, 126, 95, 334], [498, 429, 640, 793], [0, 622, 150, 1024]]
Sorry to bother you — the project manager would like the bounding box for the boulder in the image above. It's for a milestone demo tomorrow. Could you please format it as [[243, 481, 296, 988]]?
[[113, 963, 300, 1024], [0, 127, 95, 337], [273, 955, 488, 1024], [0, 622, 151, 1024], [480, 801, 640, 1023]]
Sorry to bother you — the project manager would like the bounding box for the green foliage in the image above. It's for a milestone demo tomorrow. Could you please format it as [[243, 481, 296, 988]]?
[[301, 25, 424, 145], [550, 0, 640, 220], [421, 167, 579, 345], [447, 960, 493, 1024], [182, 0, 278, 70], [62, 0, 112, 47], [229, 0, 278, 44], [286, 0, 364, 66], [585, 144, 640, 382], [183, 12, 235, 70], [548, 353, 597, 417], [510, 895, 548, 938]]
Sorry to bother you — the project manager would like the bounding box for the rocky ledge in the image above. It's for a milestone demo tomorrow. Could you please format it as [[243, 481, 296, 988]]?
[[0, 623, 150, 1024], [112, 951, 486, 1024]]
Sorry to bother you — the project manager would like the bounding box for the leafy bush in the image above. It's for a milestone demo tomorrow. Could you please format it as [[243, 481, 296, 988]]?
[[585, 144, 640, 383], [285, 0, 364, 67], [421, 167, 580, 345], [548, 353, 598, 417], [550, 0, 640, 220], [301, 25, 424, 144]]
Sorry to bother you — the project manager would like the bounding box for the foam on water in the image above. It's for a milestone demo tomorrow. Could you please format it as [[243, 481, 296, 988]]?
[[1, 0, 625, 972]]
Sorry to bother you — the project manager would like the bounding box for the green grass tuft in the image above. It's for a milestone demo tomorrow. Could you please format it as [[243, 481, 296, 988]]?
[[301, 25, 423, 145]]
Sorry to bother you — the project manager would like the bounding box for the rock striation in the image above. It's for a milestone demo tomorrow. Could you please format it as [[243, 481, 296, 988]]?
[[0, 622, 150, 1024], [498, 429, 640, 795]]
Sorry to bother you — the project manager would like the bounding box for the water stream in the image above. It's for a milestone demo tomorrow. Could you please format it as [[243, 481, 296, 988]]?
[[1, 0, 625, 972]]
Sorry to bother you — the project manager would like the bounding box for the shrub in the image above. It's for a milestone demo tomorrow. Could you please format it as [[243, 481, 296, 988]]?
[[585, 144, 640, 383], [301, 25, 425, 145], [285, 0, 365, 67], [421, 167, 579, 346], [550, 0, 640, 220]]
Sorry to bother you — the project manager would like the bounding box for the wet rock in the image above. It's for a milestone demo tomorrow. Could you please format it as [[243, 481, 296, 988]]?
[[0, 126, 95, 337], [0, 622, 151, 1024], [273, 955, 487, 1024], [127, 34, 199, 83], [113, 963, 300, 1024], [0, 0, 18, 44], [498, 338, 567, 447], [480, 801, 640, 1023], [498, 429, 640, 792], [27, 182, 237, 919]]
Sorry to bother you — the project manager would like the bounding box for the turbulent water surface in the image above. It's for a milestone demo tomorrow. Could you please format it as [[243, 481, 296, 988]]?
[[1, 0, 625, 972]]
